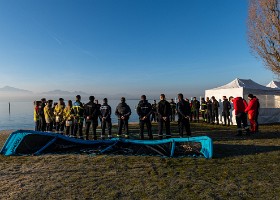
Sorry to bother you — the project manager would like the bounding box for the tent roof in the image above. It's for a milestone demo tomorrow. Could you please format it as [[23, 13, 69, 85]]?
[[266, 80, 280, 89], [210, 78, 270, 90]]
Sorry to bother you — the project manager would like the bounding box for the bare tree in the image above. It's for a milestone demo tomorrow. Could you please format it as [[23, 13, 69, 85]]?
[[248, 0, 280, 75]]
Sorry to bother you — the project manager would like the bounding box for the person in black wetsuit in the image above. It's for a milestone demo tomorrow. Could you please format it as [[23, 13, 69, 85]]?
[[84, 96, 100, 140], [115, 97, 131, 138], [157, 94, 171, 139], [222, 96, 231, 126], [137, 95, 153, 140], [176, 93, 191, 137], [100, 98, 112, 139]]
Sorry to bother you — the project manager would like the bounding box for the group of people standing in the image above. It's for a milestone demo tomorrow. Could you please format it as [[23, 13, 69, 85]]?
[[33, 92, 260, 140], [229, 94, 260, 136], [33, 93, 194, 140], [34, 95, 114, 140]]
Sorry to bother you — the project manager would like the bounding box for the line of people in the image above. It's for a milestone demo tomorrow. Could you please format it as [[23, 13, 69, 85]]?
[[33, 93, 259, 140], [33, 93, 193, 140]]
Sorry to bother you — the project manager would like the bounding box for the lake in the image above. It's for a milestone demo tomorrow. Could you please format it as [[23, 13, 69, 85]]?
[[0, 100, 151, 131]]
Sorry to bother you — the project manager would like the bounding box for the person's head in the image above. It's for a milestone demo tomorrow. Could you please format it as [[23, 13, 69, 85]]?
[[76, 95, 81, 101], [160, 94, 165, 100], [206, 97, 210, 101], [121, 97, 126, 103], [141, 95, 146, 101], [59, 98, 64, 103], [103, 98, 108, 104], [201, 97, 205, 101], [36, 101, 41, 106], [211, 96, 215, 100], [95, 99, 99, 104], [185, 98, 189, 102], [89, 96, 95, 101], [223, 96, 227, 100], [229, 96, 234, 102], [154, 100, 156, 103], [193, 97, 196, 100], [178, 93, 184, 101], [41, 98, 46, 103], [47, 100, 53, 106], [171, 98, 174, 102], [68, 100, 72, 107], [248, 94, 254, 100]]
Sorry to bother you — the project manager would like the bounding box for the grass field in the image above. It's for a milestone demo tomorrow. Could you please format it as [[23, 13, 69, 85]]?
[[0, 123, 279, 200]]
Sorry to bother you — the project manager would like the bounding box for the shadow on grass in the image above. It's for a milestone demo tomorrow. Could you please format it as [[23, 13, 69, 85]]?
[[213, 143, 280, 158]]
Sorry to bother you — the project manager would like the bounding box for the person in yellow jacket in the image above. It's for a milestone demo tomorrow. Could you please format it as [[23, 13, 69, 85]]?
[[34, 101, 41, 131], [44, 100, 54, 132], [63, 100, 74, 136], [54, 98, 65, 133]]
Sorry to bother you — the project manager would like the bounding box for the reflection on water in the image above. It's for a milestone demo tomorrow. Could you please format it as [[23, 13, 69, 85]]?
[[0, 100, 145, 130]]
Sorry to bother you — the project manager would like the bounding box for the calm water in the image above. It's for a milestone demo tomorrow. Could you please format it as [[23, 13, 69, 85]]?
[[0, 100, 146, 131]]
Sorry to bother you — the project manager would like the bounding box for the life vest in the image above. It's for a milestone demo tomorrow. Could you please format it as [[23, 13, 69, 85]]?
[[34, 106, 39, 122]]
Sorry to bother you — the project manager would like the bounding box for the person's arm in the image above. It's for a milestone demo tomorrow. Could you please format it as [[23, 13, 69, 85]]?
[[177, 102, 186, 118], [146, 103, 153, 117], [124, 105, 131, 117], [115, 106, 120, 117], [136, 103, 141, 117]]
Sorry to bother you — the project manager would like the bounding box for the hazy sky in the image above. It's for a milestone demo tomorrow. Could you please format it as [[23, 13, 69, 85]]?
[[0, 0, 276, 98]]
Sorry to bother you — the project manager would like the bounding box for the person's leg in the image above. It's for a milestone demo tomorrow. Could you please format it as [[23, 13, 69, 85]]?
[[139, 120, 145, 139], [215, 110, 219, 125], [65, 126, 70, 136], [85, 122, 90, 140], [60, 122, 65, 133], [178, 118, 183, 137], [165, 118, 171, 138], [107, 119, 112, 138], [185, 118, 191, 136], [117, 119, 123, 136], [241, 113, 250, 134], [78, 121, 83, 139], [101, 120, 106, 138], [146, 119, 153, 139], [124, 119, 129, 137], [158, 119, 163, 139], [92, 121, 98, 140], [235, 114, 242, 136]]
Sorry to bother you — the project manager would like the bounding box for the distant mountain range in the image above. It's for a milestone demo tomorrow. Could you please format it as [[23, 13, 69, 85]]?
[[0, 86, 33, 94], [0, 86, 139, 100]]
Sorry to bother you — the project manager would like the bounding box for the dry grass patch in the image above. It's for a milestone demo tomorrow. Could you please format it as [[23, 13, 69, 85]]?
[[0, 123, 279, 199]]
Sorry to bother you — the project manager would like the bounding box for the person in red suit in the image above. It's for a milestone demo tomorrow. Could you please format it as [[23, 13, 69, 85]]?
[[245, 94, 258, 133], [229, 96, 250, 136]]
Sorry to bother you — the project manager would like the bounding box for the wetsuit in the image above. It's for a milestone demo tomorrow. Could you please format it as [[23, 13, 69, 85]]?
[[115, 102, 131, 137], [222, 99, 231, 126], [176, 99, 191, 137], [157, 100, 171, 139], [100, 103, 112, 138], [84, 101, 100, 140], [137, 100, 153, 139]]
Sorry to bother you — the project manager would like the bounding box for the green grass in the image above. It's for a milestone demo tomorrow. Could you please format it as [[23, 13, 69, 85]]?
[[0, 123, 279, 200]]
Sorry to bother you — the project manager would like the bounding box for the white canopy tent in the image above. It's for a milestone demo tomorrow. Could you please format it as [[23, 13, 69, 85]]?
[[266, 80, 280, 89], [205, 78, 280, 124]]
